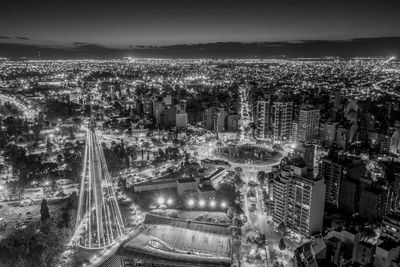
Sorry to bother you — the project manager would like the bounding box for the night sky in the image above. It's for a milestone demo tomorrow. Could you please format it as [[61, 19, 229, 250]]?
[[0, 0, 400, 58]]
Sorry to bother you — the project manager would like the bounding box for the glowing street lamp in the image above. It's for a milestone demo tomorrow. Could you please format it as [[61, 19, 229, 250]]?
[[157, 197, 165, 205], [188, 199, 194, 207], [210, 200, 216, 208], [221, 201, 227, 208], [199, 200, 205, 208], [167, 198, 173, 205]]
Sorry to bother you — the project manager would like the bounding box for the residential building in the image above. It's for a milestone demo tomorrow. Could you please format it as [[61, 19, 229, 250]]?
[[297, 106, 320, 143], [272, 101, 293, 143], [318, 156, 365, 207], [176, 111, 188, 129], [273, 163, 325, 236], [256, 99, 272, 139]]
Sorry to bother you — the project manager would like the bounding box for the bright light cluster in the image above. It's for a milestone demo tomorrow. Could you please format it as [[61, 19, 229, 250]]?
[[187, 198, 227, 209]]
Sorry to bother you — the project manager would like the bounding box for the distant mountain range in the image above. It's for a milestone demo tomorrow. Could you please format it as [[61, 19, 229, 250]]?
[[0, 37, 399, 59]]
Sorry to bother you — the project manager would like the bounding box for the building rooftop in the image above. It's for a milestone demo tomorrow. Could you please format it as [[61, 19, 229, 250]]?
[[207, 168, 226, 180], [118, 214, 231, 266], [178, 177, 197, 183], [358, 241, 374, 248], [134, 178, 176, 187], [201, 158, 230, 165], [377, 240, 399, 251], [198, 184, 215, 192]]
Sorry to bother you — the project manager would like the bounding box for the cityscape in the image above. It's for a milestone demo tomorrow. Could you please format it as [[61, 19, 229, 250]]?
[[1, 1, 400, 267]]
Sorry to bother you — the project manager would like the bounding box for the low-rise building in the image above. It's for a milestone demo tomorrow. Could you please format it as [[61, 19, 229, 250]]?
[[177, 177, 198, 196]]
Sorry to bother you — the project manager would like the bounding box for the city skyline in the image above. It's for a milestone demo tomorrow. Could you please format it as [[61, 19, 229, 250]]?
[[0, 0, 400, 58]]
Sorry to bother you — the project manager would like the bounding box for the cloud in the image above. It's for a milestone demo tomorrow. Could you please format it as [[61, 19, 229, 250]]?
[[0, 37, 399, 59], [129, 45, 160, 49], [71, 42, 111, 51], [15, 36, 30, 40], [71, 43, 110, 51], [0, 35, 10, 39], [72, 42, 88, 46]]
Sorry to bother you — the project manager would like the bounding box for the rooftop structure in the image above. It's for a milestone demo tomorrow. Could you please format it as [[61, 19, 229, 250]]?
[[118, 214, 232, 266]]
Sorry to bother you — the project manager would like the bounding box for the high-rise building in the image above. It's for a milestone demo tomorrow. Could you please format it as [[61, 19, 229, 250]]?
[[319, 156, 366, 207], [162, 106, 177, 128], [272, 101, 293, 143], [256, 99, 272, 139], [291, 121, 298, 143], [319, 158, 343, 207], [335, 126, 349, 149], [227, 114, 240, 131], [164, 94, 172, 105], [321, 121, 337, 147], [333, 90, 341, 110], [203, 107, 226, 132], [272, 170, 289, 226], [297, 106, 320, 143], [153, 101, 165, 125], [359, 179, 394, 219], [390, 125, 400, 155], [203, 107, 214, 130], [294, 143, 316, 174], [273, 163, 325, 236], [339, 178, 360, 215], [176, 111, 188, 129], [214, 107, 227, 132], [380, 134, 391, 154]]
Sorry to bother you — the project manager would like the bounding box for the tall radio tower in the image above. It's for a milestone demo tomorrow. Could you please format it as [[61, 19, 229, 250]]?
[[75, 120, 124, 249]]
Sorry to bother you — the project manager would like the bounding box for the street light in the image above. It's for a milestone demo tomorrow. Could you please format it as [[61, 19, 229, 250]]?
[[210, 200, 216, 208], [199, 200, 205, 208], [221, 201, 227, 208], [167, 198, 173, 205], [188, 199, 194, 207], [157, 197, 165, 205]]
